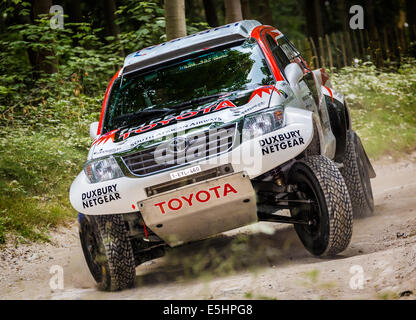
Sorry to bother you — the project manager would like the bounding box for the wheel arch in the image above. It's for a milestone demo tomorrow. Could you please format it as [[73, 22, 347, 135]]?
[[322, 87, 348, 163]]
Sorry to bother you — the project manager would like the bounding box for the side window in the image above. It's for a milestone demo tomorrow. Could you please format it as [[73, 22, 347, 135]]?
[[276, 36, 300, 62], [265, 34, 291, 73], [276, 35, 310, 71], [303, 72, 319, 105], [273, 35, 319, 103]]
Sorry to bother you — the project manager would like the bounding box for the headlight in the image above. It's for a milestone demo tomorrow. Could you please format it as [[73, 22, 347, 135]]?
[[242, 107, 284, 142], [84, 156, 124, 183]]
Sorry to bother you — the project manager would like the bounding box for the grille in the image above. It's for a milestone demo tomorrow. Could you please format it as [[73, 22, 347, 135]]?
[[122, 124, 236, 176], [145, 164, 234, 196]]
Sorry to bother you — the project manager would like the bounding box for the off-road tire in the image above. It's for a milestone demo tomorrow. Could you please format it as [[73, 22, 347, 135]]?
[[289, 155, 353, 256], [79, 214, 136, 291], [339, 130, 374, 217]]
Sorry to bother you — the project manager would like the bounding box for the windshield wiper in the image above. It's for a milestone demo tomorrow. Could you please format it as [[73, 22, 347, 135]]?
[[168, 93, 226, 110], [112, 108, 174, 127], [111, 93, 229, 128]]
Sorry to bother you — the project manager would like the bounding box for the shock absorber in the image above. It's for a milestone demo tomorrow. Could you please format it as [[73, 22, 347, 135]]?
[[272, 167, 284, 187]]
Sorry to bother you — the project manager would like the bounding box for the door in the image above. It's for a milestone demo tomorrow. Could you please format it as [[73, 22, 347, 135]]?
[[263, 31, 336, 158]]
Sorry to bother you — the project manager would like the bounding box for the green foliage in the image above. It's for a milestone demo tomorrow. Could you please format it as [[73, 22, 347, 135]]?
[[0, 0, 415, 244], [186, 21, 210, 35], [0, 0, 211, 243], [114, 1, 209, 54], [115, 1, 166, 53], [331, 59, 416, 159], [0, 10, 119, 242], [0, 2, 208, 126], [0, 18, 122, 116], [0, 99, 95, 242], [0, 129, 85, 242], [269, 0, 306, 41]]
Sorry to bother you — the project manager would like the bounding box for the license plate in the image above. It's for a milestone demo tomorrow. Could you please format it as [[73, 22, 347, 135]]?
[[170, 165, 201, 180]]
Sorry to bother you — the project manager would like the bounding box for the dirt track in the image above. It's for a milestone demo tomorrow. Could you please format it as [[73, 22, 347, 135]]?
[[1, 153, 416, 300]]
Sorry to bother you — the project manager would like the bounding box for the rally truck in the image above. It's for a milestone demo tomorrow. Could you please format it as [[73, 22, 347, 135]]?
[[69, 20, 376, 291]]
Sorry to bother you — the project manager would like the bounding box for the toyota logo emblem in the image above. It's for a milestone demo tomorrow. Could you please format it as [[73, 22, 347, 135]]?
[[168, 136, 189, 153]]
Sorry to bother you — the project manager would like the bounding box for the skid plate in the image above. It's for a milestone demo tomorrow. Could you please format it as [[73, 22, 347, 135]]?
[[139, 172, 257, 246]]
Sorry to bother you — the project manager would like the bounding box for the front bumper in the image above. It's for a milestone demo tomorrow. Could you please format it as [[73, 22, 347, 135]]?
[[69, 107, 314, 216], [139, 171, 257, 246]]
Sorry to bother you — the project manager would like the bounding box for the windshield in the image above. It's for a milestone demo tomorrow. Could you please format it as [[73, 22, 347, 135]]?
[[103, 39, 274, 132]]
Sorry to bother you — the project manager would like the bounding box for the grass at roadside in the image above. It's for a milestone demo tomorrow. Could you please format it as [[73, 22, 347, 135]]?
[[331, 59, 416, 159], [0, 95, 99, 243], [0, 60, 415, 243], [0, 130, 85, 242]]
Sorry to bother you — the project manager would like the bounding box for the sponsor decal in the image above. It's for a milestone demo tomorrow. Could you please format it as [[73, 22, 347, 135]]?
[[119, 100, 237, 141], [259, 130, 305, 155], [248, 85, 288, 102], [153, 182, 237, 214], [90, 85, 277, 158], [179, 50, 228, 70], [275, 89, 288, 99], [127, 116, 223, 149], [92, 129, 119, 146], [93, 146, 124, 156], [231, 101, 265, 116], [82, 184, 121, 209]]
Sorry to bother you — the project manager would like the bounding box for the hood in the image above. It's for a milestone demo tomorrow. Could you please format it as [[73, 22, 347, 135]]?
[[89, 82, 291, 159]]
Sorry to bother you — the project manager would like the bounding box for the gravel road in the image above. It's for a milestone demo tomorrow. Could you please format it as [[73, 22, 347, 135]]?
[[1, 153, 416, 300]]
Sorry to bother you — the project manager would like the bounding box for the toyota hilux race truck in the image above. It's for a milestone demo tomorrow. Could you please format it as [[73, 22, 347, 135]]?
[[69, 20, 376, 291]]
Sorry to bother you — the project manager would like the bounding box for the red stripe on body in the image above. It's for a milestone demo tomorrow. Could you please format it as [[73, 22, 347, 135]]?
[[324, 86, 334, 102], [250, 26, 285, 82], [97, 69, 121, 135], [143, 222, 149, 238]]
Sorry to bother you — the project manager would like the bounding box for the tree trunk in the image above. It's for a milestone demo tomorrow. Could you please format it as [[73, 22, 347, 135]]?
[[202, 0, 219, 27], [304, 0, 324, 40], [257, 0, 273, 25], [32, 0, 51, 18], [364, 0, 376, 37], [12, 2, 36, 69], [103, 0, 124, 56], [67, 0, 83, 22], [338, 0, 348, 34], [0, 7, 6, 34], [103, 0, 120, 38], [397, 0, 407, 29], [304, 0, 314, 36], [406, 0, 416, 41], [224, 0, 243, 24], [165, 0, 187, 40], [303, 0, 324, 67], [241, 0, 251, 20], [313, 0, 323, 40], [32, 0, 57, 74]]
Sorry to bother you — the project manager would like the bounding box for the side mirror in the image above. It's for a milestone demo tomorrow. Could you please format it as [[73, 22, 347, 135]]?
[[284, 63, 304, 88], [89, 122, 99, 140]]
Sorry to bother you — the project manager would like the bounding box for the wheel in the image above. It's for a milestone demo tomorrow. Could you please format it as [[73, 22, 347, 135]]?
[[339, 130, 374, 217], [289, 155, 353, 256], [79, 214, 136, 291]]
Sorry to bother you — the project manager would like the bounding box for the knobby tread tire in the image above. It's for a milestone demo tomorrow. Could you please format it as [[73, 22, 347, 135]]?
[[339, 130, 374, 217], [95, 214, 136, 291], [296, 156, 353, 256]]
